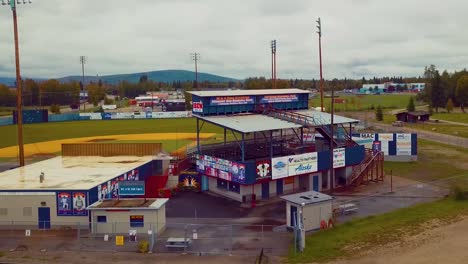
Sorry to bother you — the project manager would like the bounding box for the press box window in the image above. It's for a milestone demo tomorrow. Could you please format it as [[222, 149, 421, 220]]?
[[217, 179, 228, 190], [23, 207, 32, 217], [130, 215, 144, 227], [97, 216, 107, 223]]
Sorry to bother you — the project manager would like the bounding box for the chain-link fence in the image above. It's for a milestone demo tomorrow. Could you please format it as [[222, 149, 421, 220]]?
[[0, 221, 291, 256]]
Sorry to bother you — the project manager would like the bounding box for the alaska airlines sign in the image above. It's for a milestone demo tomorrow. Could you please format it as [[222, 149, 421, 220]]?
[[272, 152, 318, 180]]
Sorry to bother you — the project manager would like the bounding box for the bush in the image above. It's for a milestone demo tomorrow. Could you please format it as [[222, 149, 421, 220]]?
[[407, 97, 415, 112], [451, 185, 468, 201], [138, 240, 149, 253], [49, 104, 61, 114], [375, 105, 383, 121]]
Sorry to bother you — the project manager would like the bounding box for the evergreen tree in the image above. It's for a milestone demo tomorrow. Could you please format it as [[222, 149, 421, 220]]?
[[375, 105, 383, 121], [446, 98, 454, 113], [407, 97, 415, 112], [430, 71, 445, 112]]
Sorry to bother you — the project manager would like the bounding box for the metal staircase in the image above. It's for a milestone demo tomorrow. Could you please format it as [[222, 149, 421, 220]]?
[[346, 149, 384, 188]]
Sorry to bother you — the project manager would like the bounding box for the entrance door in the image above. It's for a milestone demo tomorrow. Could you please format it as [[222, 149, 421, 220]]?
[[290, 205, 297, 227], [276, 179, 283, 195], [201, 175, 209, 191], [38, 207, 51, 229], [261, 182, 269, 199], [313, 175, 319, 191], [299, 175, 310, 191]]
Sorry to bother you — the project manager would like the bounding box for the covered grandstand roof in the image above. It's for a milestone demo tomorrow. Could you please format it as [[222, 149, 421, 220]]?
[[197, 114, 303, 133], [188, 88, 309, 97], [295, 110, 359, 125]]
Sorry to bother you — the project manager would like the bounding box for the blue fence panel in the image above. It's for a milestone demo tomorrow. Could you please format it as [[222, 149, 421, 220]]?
[[0, 117, 13, 126], [48, 113, 81, 122], [411, 133, 418, 155]]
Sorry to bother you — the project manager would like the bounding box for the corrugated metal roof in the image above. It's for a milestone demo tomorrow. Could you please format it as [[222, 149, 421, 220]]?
[[197, 114, 302, 133], [87, 198, 168, 210], [295, 110, 359, 125], [281, 191, 333, 205], [188, 88, 309, 97], [0, 156, 154, 191]]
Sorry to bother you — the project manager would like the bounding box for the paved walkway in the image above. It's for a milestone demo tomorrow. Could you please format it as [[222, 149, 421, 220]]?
[[430, 118, 468, 127]]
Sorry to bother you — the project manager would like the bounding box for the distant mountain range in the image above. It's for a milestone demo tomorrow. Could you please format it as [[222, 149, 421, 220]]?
[[0, 70, 238, 86]]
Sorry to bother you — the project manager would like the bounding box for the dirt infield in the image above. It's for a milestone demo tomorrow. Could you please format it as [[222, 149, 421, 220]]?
[[0, 133, 215, 158]]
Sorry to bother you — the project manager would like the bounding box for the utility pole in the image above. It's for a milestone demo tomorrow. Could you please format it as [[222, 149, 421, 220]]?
[[316, 17, 324, 112], [271, 40, 277, 89], [2, 0, 32, 167], [191, 53, 200, 90], [79, 55, 87, 111], [330, 83, 335, 193]]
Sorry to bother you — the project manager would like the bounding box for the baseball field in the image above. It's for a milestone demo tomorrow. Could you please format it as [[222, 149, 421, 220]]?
[[0, 118, 222, 158]]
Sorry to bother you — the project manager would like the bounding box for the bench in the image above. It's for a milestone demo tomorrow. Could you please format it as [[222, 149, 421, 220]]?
[[166, 237, 191, 249]]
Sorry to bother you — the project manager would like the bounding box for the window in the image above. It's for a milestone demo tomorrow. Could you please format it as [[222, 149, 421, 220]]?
[[0, 208, 7, 216], [97, 216, 107, 223], [217, 179, 228, 190], [130, 215, 144, 227], [23, 207, 32, 217], [229, 182, 240, 194]]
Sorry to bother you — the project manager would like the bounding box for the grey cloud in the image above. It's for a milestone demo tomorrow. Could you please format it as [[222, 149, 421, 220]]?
[[0, 0, 467, 80]]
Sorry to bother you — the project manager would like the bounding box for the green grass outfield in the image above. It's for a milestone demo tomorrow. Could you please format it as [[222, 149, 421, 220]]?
[[0, 118, 223, 149], [309, 94, 419, 112], [432, 112, 468, 124]]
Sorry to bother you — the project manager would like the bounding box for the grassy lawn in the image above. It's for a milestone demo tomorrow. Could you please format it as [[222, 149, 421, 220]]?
[[432, 112, 468, 124], [288, 197, 468, 263], [310, 94, 420, 112], [0, 118, 224, 149], [405, 122, 468, 138]]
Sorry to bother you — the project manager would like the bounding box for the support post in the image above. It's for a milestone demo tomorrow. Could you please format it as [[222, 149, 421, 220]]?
[[270, 130, 273, 159], [224, 128, 226, 146], [196, 118, 200, 153], [241, 133, 245, 162]]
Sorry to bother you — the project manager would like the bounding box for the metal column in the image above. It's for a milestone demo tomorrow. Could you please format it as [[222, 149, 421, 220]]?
[[270, 130, 273, 159], [196, 118, 200, 153], [241, 133, 245, 162]]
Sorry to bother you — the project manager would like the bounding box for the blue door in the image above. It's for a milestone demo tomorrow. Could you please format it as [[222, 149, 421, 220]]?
[[276, 179, 283, 195], [313, 175, 319, 192], [38, 207, 51, 229], [290, 205, 297, 227], [201, 175, 209, 191], [261, 182, 269, 199]]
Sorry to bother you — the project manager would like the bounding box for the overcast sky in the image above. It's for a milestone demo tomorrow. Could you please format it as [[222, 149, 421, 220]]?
[[0, 0, 467, 80]]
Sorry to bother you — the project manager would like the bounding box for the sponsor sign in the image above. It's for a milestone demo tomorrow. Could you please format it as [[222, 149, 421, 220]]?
[[56, 192, 72, 216], [287, 152, 318, 177], [303, 133, 315, 142], [272, 156, 289, 180], [218, 170, 232, 181], [72, 192, 87, 216], [373, 141, 382, 152], [333, 148, 346, 168], [256, 160, 271, 178], [231, 162, 246, 183], [259, 94, 298, 103], [379, 133, 393, 155], [193, 102, 203, 113], [179, 174, 200, 189], [119, 181, 145, 196], [210, 96, 255, 106], [396, 133, 412, 155]]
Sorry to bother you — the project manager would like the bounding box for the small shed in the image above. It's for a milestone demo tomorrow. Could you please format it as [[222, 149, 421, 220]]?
[[87, 198, 168, 235], [281, 191, 334, 232], [395, 111, 430, 123]]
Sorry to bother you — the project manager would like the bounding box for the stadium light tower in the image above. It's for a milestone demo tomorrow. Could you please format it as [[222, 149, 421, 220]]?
[[191, 53, 200, 90], [316, 17, 324, 112], [1, 0, 32, 167], [271, 40, 277, 89], [79, 55, 87, 111]]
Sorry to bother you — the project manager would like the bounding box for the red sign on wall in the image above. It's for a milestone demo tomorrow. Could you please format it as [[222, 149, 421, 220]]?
[[193, 102, 203, 113]]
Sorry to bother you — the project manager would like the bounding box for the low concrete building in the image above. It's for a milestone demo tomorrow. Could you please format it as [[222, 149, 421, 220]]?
[[281, 191, 333, 232], [87, 198, 168, 235]]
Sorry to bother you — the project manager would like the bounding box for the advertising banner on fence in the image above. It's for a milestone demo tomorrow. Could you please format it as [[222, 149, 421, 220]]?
[[379, 133, 393, 155], [287, 152, 318, 177], [210, 96, 255, 106], [231, 162, 246, 183], [72, 192, 87, 216], [196, 154, 247, 183], [56, 192, 72, 216], [396, 133, 412, 155], [193, 102, 203, 112], [259, 94, 298, 103], [333, 148, 346, 168]]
